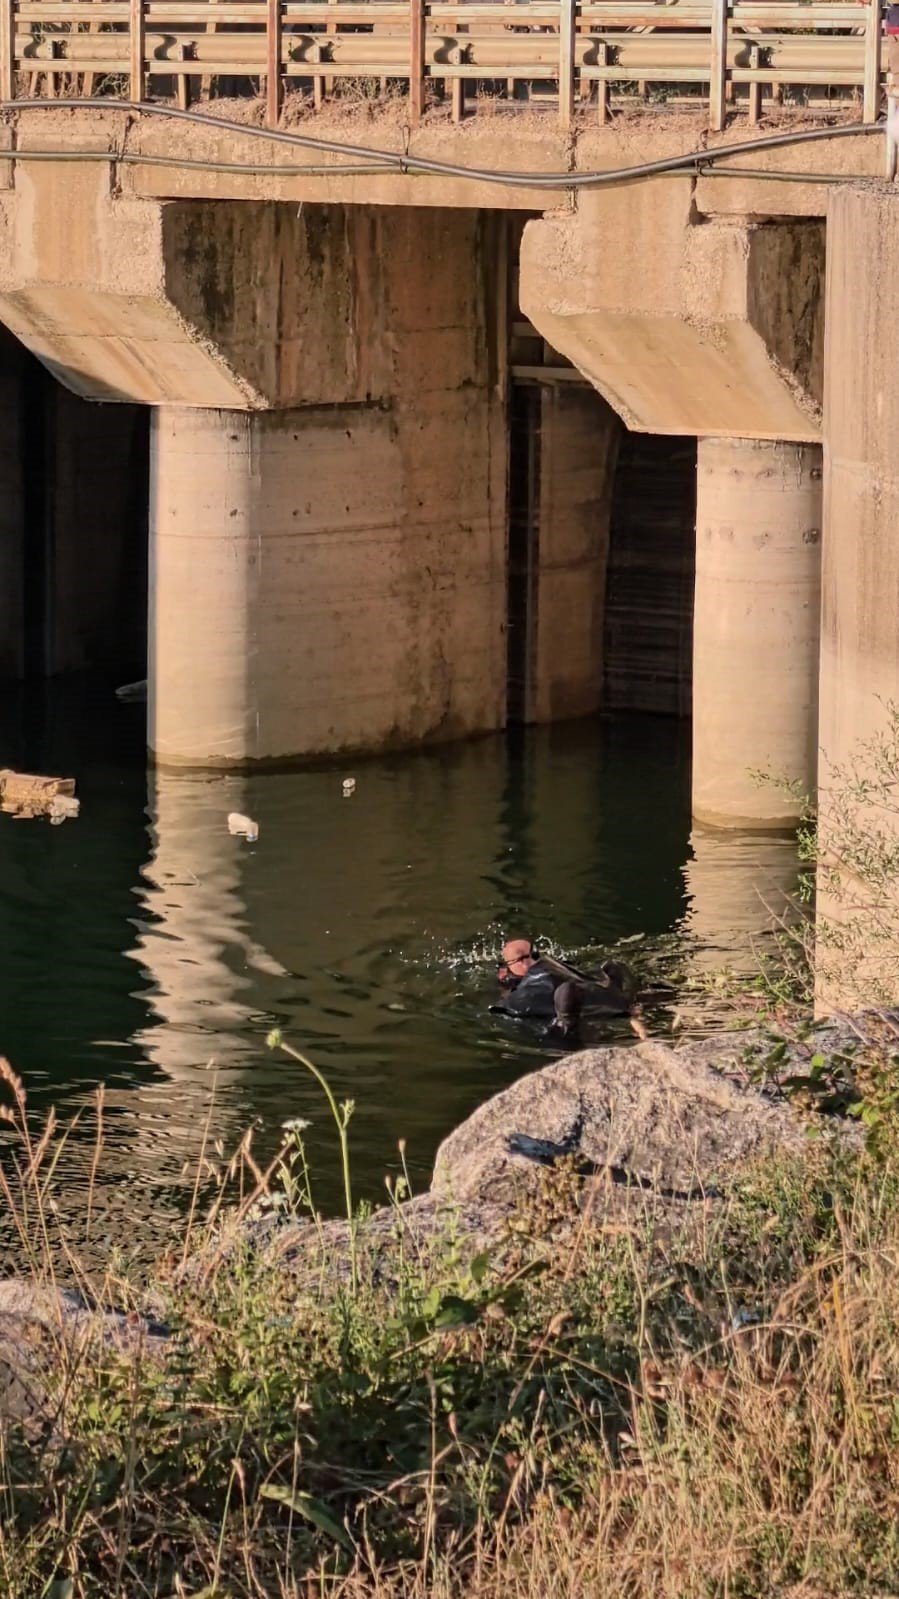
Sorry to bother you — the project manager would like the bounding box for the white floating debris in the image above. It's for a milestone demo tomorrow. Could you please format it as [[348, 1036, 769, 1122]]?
[[115, 679, 147, 703], [227, 812, 259, 842], [342, 777, 356, 797], [48, 793, 80, 826]]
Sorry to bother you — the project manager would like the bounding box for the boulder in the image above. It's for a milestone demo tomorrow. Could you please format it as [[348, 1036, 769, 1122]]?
[[239, 1032, 853, 1287], [0, 1280, 167, 1433], [432, 1035, 828, 1208]]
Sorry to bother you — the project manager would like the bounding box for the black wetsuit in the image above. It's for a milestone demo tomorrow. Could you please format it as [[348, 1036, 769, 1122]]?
[[499, 959, 561, 1019], [495, 955, 635, 1024]]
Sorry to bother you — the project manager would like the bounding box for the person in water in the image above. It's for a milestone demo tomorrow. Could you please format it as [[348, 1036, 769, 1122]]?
[[494, 938, 637, 1041]]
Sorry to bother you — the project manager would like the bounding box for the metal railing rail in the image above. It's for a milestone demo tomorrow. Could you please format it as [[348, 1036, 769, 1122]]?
[[0, 0, 885, 131]]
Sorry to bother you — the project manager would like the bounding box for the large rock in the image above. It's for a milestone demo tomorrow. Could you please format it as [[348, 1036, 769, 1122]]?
[[243, 1033, 849, 1286], [0, 1281, 167, 1434], [432, 1036, 823, 1208]]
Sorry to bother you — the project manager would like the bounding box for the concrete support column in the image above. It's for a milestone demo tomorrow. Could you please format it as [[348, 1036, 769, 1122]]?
[[148, 405, 506, 767], [522, 386, 620, 724], [692, 435, 822, 829]]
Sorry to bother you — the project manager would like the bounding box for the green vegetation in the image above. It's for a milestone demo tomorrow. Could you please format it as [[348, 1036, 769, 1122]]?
[[4, 719, 899, 1597], [3, 1061, 898, 1599], [709, 703, 899, 1146]]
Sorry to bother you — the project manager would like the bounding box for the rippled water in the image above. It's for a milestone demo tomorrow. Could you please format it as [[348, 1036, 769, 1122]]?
[[0, 681, 800, 1256]]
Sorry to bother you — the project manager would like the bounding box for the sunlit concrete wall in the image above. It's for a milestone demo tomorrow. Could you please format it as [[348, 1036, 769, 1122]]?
[[519, 182, 825, 442], [817, 181, 899, 1010]]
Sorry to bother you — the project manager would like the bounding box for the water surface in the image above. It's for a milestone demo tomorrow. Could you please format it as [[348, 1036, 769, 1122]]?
[[0, 682, 799, 1255]]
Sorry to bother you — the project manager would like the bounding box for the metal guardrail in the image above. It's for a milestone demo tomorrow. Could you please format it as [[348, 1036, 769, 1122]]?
[[0, 0, 885, 131]]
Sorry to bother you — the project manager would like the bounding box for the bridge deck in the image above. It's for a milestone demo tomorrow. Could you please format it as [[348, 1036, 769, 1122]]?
[[0, 0, 889, 131]]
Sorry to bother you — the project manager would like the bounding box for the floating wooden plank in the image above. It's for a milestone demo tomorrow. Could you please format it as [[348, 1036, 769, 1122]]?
[[0, 770, 79, 821]]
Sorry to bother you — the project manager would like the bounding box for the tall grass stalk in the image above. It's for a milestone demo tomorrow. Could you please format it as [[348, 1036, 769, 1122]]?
[[267, 1028, 358, 1295]]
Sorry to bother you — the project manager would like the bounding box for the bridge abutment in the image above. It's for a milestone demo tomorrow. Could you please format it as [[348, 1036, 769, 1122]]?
[[692, 435, 822, 829], [816, 183, 899, 1009]]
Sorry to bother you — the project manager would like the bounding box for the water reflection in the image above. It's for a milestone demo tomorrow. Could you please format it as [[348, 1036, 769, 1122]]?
[[681, 825, 800, 976], [128, 771, 286, 1078]]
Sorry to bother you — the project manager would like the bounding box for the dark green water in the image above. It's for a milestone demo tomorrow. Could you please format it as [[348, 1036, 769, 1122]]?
[[0, 681, 799, 1256]]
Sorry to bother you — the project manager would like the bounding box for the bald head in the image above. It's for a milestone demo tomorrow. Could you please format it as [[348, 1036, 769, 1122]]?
[[502, 939, 533, 966], [498, 938, 536, 986]]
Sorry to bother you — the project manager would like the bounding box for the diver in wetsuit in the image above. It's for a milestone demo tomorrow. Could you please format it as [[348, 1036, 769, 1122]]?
[[494, 938, 637, 1041]]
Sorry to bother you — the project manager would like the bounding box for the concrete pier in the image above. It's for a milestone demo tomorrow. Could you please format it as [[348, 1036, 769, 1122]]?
[[148, 404, 506, 766], [513, 385, 620, 724], [692, 436, 822, 829]]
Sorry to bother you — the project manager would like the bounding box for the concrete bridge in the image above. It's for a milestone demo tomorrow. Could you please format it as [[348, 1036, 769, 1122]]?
[[0, 13, 896, 847]]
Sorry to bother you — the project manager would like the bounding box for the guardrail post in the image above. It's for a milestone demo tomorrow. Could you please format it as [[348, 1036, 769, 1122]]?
[[451, 43, 463, 123], [129, 0, 145, 102], [176, 41, 190, 111], [747, 41, 759, 124], [864, 0, 882, 123], [0, 0, 14, 101], [559, 0, 576, 129], [596, 41, 608, 122], [709, 0, 727, 130], [266, 0, 282, 126], [409, 0, 426, 123]]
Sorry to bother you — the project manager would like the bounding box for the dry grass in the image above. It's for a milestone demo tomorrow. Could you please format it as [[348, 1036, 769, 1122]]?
[[0, 1036, 896, 1599]]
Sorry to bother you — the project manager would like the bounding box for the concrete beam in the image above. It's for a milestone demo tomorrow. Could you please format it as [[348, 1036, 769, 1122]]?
[[519, 179, 824, 441], [0, 152, 498, 409], [1, 107, 882, 216]]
